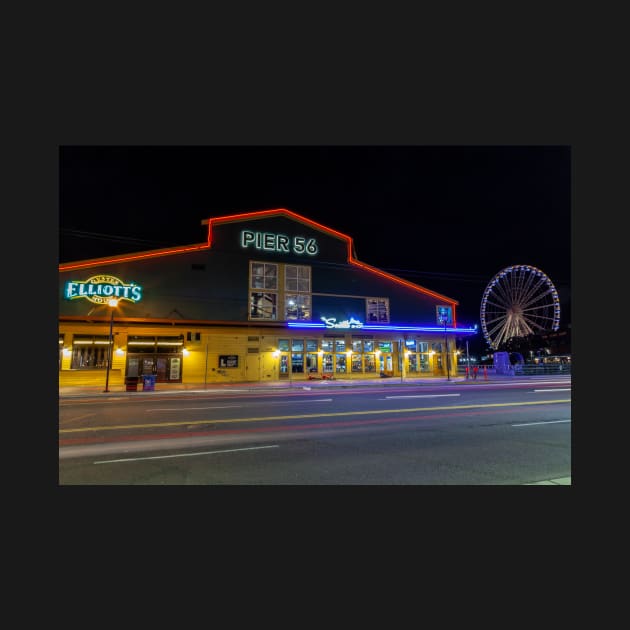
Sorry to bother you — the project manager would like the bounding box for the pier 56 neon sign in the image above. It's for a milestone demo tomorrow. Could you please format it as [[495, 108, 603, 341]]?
[[64, 275, 143, 305], [240, 230, 318, 255]]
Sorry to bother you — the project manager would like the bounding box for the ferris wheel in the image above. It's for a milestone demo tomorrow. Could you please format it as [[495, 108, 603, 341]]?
[[480, 264, 561, 350]]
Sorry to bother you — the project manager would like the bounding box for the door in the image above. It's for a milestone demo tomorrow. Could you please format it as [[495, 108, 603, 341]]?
[[245, 353, 260, 381]]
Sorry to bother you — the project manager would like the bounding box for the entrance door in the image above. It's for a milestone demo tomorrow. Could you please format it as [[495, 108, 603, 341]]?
[[245, 354, 260, 381], [142, 357, 155, 376], [379, 354, 393, 375], [156, 357, 167, 381]]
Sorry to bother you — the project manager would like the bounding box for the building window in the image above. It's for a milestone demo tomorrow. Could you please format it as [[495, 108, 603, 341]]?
[[70, 336, 111, 369], [285, 265, 310, 293], [284, 265, 311, 321], [251, 262, 278, 289], [156, 336, 185, 352], [278, 339, 290, 352], [306, 352, 318, 374], [321, 339, 334, 352], [249, 262, 278, 320], [250, 292, 277, 319], [306, 339, 318, 352], [378, 341, 393, 353], [366, 298, 389, 323], [285, 294, 311, 320], [364, 354, 376, 372], [248, 262, 312, 322]]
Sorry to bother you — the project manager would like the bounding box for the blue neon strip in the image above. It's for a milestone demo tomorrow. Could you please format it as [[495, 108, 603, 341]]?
[[286, 322, 477, 333]]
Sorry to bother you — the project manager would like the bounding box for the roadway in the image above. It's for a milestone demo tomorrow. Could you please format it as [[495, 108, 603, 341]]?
[[59, 375, 571, 485]]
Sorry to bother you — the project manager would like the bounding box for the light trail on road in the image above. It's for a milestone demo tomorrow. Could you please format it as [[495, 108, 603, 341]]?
[[60, 398, 570, 434]]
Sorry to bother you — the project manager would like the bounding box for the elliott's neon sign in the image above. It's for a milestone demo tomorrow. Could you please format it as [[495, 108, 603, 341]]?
[[240, 230, 318, 255], [64, 275, 143, 304]]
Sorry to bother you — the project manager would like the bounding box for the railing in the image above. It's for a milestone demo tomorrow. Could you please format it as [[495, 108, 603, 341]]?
[[457, 364, 571, 376]]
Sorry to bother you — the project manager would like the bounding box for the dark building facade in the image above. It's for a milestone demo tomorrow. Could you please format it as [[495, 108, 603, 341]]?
[[59, 209, 476, 388]]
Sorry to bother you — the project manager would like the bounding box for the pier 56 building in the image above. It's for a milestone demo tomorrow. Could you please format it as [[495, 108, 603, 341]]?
[[59, 209, 476, 388]]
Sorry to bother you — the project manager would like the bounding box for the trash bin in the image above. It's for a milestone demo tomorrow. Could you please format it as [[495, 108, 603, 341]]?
[[142, 374, 156, 391], [125, 376, 139, 392]]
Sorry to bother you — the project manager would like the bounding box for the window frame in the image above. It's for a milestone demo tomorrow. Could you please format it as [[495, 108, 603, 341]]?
[[366, 297, 390, 323]]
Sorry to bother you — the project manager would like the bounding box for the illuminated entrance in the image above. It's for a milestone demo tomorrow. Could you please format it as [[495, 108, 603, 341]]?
[[376, 341, 394, 376], [125, 335, 184, 383]]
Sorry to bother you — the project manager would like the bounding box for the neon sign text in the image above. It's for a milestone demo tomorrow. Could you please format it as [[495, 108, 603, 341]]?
[[65, 275, 143, 305], [321, 317, 364, 329], [240, 230, 318, 255]]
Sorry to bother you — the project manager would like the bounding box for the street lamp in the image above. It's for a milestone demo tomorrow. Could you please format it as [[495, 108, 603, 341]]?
[[444, 319, 451, 381], [103, 298, 118, 393], [466, 338, 471, 378]]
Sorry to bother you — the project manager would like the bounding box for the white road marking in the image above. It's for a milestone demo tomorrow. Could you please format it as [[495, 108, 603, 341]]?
[[383, 394, 461, 400], [147, 399, 333, 412], [532, 388, 571, 392], [65, 413, 96, 422], [94, 444, 279, 464], [512, 419, 571, 427], [147, 405, 242, 411], [258, 398, 333, 404]]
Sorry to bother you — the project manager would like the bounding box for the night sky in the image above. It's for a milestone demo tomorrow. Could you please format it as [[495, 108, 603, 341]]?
[[59, 145, 571, 336]]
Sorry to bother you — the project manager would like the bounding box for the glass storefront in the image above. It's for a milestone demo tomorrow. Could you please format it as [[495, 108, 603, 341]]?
[[275, 335, 440, 378], [125, 335, 184, 383]]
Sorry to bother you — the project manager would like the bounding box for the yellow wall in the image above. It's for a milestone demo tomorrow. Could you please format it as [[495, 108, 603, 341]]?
[[59, 323, 453, 386]]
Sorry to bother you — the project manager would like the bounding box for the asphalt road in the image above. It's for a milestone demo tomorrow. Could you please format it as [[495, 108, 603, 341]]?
[[59, 378, 571, 485]]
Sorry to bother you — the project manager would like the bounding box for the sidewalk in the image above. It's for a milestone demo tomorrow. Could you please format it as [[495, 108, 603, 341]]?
[[524, 477, 571, 485], [59, 373, 569, 398], [59, 375, 465, 397]]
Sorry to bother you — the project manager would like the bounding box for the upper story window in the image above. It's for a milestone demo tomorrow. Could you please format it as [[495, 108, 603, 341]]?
[[249, 262, 278, 320], [284, 264, 311, 321], [248, 262, 312, 321], [366, 298, 390, 323], [251, 262, 278, 290], [285, 265, 310, 293], [250, 292, 277, 320]]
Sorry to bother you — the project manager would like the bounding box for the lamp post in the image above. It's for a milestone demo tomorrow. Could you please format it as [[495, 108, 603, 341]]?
[[444, 319, 451, 381], [103, 298, 118, 393], [466, 338, 471, 377]]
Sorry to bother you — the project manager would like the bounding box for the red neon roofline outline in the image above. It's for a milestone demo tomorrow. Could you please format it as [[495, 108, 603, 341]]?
[[59, 208, 458, 325]]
